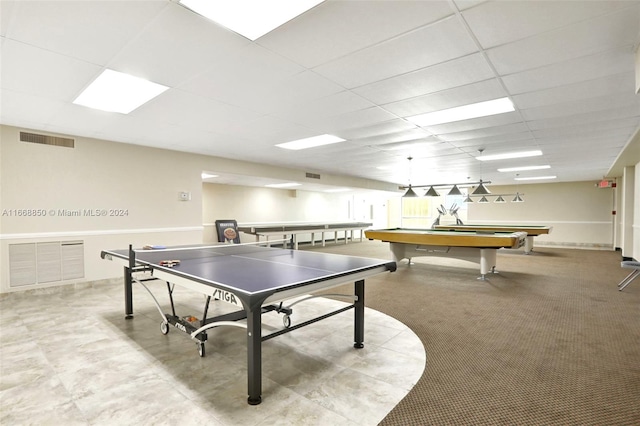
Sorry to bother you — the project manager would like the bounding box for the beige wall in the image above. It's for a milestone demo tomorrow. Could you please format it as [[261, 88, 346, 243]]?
[[2, 123, 638, 293], [0, 125, 205, 292], [466, 181, 616, 249], [203, 184, 350, 243], [0, 125, 395, 293], [634, 161, 640, 260]]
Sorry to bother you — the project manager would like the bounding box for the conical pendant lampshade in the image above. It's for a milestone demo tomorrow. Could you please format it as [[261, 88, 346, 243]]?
[[403, 186, 418, 197], [447, 185, 462, 196], [471, 180, 491, 195], [512, 193, 524, 202], [424, 186, 440, 196]]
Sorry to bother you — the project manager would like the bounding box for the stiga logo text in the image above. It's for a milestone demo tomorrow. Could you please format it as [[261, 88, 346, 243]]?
[[212, 289, 241, 306]]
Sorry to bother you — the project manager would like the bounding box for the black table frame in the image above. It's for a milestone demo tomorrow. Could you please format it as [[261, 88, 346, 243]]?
[[105, 245, 395, 405]]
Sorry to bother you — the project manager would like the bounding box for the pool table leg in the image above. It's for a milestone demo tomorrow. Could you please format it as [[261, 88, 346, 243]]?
[[389, 243, 412, 264], [524, 236, 534, 254], [479, 249, 497, 280]]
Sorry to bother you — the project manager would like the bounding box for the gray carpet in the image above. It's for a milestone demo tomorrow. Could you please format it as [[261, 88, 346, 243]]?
[[302, 240, 640, 425]]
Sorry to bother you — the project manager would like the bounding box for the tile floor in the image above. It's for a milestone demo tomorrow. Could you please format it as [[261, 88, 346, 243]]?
[[0, 278, 425, 425]]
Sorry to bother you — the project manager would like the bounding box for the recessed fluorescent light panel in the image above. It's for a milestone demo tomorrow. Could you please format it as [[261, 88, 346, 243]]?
[[406, 97, 514, 127], [179, 0, 324, 41], [276, 134, 345, 150], [477, 150, 543, 162], [498, 165, 551, 172], [514, 176, 557, 181], [265, 182, 301, 188], [201, 173, 219, 179], [73, 69, 168, 114], [324, 188, 350, 193]]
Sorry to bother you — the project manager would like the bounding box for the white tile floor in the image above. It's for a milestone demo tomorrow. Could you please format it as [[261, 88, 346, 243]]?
[[0, 279, 425, 425]]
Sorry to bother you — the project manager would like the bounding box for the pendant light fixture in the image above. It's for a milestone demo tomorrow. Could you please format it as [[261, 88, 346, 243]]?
[[512, 174, 524, 202], [472, 148, 491, 195], [447, 185, 463, 196], [424, 186, 440, 196], [402, 157, 418, 197]]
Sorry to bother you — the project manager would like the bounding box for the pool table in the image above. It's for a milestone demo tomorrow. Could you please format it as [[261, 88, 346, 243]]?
[[365, 228, 527, 280], [433, 224, 552, 254]]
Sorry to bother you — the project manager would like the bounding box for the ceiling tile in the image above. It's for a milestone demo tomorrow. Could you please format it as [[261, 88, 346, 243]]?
[[501, 48, 634, 95], [382, 78, 507, 117], [521, 92, 640, 121], [1, 1, 638, 188], [3, 0, 167, 64], [436, 122, 532, 142], [424, 111, 524, 135], [1, 39, 101, 101], [258, 0, 454, 68], [486, 6, 640, 75], [131, 89, 265, 133], [0, 89, 64, 129], [349, 128, 437, 147], [270, 90, 376, 124], [353, 53, 495, 105], [335, 119, 418, 140], [463, 0, 633, 49], [304, 107, 399, 134], [312, 15, 478, 89], [109, 3, 251, 87], [512, 72, 634, 109]]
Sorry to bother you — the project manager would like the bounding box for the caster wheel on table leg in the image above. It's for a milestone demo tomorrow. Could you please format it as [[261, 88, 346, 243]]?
[[283, 314, 291, 328]]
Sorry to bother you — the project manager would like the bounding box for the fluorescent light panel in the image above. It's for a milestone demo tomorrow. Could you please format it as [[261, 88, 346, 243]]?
[[515, 176, 557, 181], [201, 173, 219, 179], [179, 0, 324, 41], [498, 165, 551, 172], [73, 69, 168, 114], [276, 134, 345, 150], [265, 182, 301, 188], [477, 150, 543, 162], [324, 188, 350, 193], [406, 97, 514, 127]]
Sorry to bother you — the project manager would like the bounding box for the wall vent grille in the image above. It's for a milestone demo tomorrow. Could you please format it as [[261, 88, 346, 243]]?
[[305, 172, 321, 180], [20, 131, 75, 148], [9, 241, 84, 287]]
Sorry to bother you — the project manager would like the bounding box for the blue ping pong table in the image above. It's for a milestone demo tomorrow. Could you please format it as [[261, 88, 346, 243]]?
[[100, 243, 396, 405]]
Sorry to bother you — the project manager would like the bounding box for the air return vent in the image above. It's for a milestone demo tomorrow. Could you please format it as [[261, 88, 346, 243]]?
[[305, 172, 321, 180], [9, 241, 84, 287], [20, 131, 74, 148]]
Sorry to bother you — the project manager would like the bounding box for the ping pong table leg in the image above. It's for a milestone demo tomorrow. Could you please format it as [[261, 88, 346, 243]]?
[[246, 307, 262, 405], [354, 279, 365, 349], [124, 267, 134, 319]]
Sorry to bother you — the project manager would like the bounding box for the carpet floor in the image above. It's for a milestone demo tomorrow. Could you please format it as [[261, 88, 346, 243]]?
[[302, 240, 640, 426]]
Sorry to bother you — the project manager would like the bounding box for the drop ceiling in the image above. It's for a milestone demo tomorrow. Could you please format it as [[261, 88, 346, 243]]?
[[2, 0, 640, 192]]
